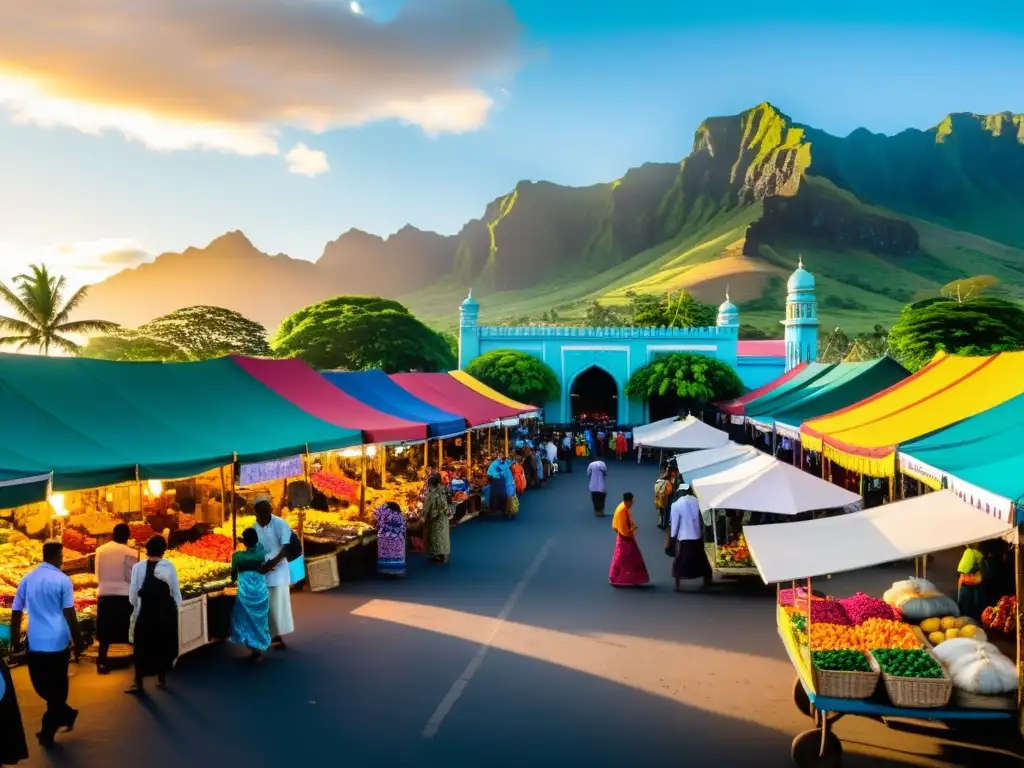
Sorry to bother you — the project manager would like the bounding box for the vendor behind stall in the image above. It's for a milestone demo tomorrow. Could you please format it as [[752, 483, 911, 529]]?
[[94, 523, 139, 674]]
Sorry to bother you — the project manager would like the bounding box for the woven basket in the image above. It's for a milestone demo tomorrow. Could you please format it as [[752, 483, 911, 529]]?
[[953, 688, 1016, 711], [306, 554, 340, 593], [869, 651, 952, 708], [811, 656, 879, 699]]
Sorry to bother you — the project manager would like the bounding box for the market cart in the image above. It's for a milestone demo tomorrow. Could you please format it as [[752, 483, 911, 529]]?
[[744, 490, 1020, 767]]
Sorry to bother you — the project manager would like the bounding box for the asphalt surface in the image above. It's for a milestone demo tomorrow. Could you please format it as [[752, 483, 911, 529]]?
[[9, 459, 1024, 768]]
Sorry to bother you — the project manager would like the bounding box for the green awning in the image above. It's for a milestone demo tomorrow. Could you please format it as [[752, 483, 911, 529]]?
[[0, 354, 363, 496], [741, 362, 836, 420], [750, 358, 909, 430]]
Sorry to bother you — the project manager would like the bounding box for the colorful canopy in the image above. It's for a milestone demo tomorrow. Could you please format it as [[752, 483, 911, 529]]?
[[234, 357, 425, 443], [692, 453, 862, 515], [0, 354, 364, 495], [735, 362, 836, 419], [744, 490, 1012, 584], [901, 391, 1024, 508], [448, 370, 540, 415], [751, 358, 909, 436], [391, 373, 534, 427], [717, 362, 809, 416], [801, 351, 1024, 477], [322, 370, 467, 439]]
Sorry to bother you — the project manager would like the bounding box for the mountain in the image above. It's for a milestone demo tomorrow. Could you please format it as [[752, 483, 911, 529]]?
[[77, 103, 1024, 335]]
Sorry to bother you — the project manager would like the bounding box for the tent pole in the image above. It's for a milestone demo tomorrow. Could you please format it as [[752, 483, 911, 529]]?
[[360, 445, 367, 516], [424, 441, 429, 474], [487, 427, 492, 455], [218, 465, 227, 529], [467, 430, 472, 466], [438, 438, 443, 469], [135, 465, 143, 519], [380, 445, 387, 488], [504, 427, 509, 456], [230, 454, 237, 546]]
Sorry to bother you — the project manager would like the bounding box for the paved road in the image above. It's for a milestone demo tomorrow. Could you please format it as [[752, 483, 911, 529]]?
[[10, 460, 1023, 767]]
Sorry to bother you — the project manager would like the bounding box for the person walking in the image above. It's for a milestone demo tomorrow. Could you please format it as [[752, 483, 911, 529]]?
[[668, 485, 713, 592], [94, 522, 139, 674], [587, 458, 608, 516], [9, 540, 84, 747], [561, 433, 573, 473], [230, 528, 271, 661], [254, 499, 297, 648], [608, 493, 650, 587], [486, 453, 509, 514], [424, 473, 452, 562], [127, 535, 181, 695], [614, 431, 628, 460], [373, 501, 408, 577], [653, 469, 673, 530], [0, 654, 29, 764]]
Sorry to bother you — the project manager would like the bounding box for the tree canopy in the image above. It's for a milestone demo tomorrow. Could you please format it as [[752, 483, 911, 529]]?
[[630, 291, 717, 329], [0, 264, 115, 354], [271, 295, 455, 373], [625, 353, 744, 407], [137, 306, 271, 358], [80, 329, 189, 362], [887, 296, 1024, 371], [464, 349, 560, 407]]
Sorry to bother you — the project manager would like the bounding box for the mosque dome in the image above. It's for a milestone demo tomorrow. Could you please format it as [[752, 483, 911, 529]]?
[[716, 291, 739, 327], [787, 257, 815, 293], [461, 289, 479, 310]]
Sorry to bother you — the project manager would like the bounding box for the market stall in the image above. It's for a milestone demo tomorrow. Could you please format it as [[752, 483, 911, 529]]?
[[691, 453, 861, 576], [743, 491, 1018, 767], [633, 415, 730, 451], [717, 361, 811, 419], [671, 443, 761, 483], [631, 416, 679, 444]]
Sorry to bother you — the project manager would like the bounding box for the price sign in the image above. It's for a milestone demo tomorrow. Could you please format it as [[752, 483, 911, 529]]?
[[237, 455, 304, 486]]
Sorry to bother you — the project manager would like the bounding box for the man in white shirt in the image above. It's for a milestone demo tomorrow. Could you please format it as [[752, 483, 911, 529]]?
[[587, 459, 608, 516], [561, 433, 574, 473], [668, 485, 713, 592], [10, 541, 85, 745], [254, 499, 296, 647], [94, 523, 139, 674]]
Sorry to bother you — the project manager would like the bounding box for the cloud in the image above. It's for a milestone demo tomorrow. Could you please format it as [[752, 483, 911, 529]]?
[[285, 142, 331, 177], [0, 238, 153, 288], [0, 0, 523, 170]]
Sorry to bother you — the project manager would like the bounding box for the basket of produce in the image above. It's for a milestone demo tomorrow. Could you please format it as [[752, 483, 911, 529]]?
[[306, 553, 341, 592], [869, 648, 952, 708], [810, 650, 879, 699]]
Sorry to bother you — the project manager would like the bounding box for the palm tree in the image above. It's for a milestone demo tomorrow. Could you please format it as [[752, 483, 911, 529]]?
[[0, 264, 117, 355]]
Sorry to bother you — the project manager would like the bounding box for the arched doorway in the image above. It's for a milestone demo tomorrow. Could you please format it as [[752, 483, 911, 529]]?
[[570, 366, 618, 421]]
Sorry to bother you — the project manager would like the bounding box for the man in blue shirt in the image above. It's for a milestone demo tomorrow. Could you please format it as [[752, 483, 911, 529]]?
[[10, 540, 85, 746]]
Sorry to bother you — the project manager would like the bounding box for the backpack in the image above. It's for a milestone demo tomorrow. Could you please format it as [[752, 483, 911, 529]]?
[[654, 479, 670, 509]]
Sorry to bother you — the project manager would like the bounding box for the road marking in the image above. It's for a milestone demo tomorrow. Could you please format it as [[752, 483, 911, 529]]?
[[421, 536, 556, 739]]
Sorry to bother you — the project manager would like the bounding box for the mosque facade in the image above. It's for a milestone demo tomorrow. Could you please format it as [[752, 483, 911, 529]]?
[[457, 263, 818, 424]]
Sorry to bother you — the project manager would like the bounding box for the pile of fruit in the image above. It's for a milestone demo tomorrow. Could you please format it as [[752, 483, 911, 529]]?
[[62, 528, 96, 554], [982, 596, 1017, 634], [919, 616, 985, 646], [839, 593, 900, 624], [164, 551, 231, 594], [715, 534, 753, 568], [129, 523, 159, 545], [311, 471, 360, 502], [67, 509, 118, 535], [177, 533, 236, 563], [811, 649, 871, 672], [871, 648, 945, 679], [857, 618, 922, 650]]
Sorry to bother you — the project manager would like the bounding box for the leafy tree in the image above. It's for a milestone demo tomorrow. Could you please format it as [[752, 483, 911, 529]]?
[[581, 300, 621, 327], [941, 275, 998, 303], [137, 306, 271, 359], [629, 291, 717, 328], [888, 297, 1024, 371], [81, 328, 189, 362], [464, 349, 560, 406], [272, 296, 455, 373], [625, 353, 744, 410], [818, 327, 852, 363], [0, 264, 116, 354], [738, 325, 777, 340], [846, 324, 889, 361]]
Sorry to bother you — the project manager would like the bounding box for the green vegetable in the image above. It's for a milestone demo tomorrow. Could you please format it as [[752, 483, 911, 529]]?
[[812, 650, 871, 672], [790, 613, 808, 633], [871, 649, 944, 679]]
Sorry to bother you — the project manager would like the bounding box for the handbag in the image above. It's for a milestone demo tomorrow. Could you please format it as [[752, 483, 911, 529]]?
[[285, 531, 302, 562], [664, 532, 676, 558]]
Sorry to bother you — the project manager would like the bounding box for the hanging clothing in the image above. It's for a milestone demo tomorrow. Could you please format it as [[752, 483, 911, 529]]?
[[230, 545, 271, 652]]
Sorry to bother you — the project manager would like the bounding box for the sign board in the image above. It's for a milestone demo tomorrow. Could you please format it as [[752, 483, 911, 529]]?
[[237, 455, 304, 487]]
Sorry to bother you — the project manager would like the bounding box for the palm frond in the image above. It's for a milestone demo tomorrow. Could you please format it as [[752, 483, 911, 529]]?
[[0, 315, 34, 333], [0, 282, 40, 326], [0, 334, 34, 348], [55, 319, 118, 335], [51, 285, 91, 325], [49, 334, 82, 355]]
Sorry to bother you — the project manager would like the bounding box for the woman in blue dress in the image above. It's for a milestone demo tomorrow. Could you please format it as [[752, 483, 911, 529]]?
[[230, 528, 271, 661]]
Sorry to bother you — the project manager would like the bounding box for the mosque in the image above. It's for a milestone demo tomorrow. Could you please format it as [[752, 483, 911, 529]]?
[[457, 261, 819, 424]]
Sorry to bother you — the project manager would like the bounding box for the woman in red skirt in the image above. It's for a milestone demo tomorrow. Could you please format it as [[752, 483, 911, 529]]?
[[608, 492, 650, 587]]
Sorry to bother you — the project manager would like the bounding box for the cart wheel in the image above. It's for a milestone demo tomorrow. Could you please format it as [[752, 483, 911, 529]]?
[[793, 677, 813, 718], [791, 729, 842, 768]]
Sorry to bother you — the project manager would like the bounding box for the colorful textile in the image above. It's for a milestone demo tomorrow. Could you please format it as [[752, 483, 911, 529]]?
[[609, 535, 650, 587], [230, 546, 271, 651], [512, 462, 527, 493], [611, 502, 637, 538], [373, 504, 407, 575], [424, 486, 451, 557], [717, 362, 810, 415]]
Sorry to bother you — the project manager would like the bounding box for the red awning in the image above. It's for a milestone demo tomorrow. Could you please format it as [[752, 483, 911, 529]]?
[[717, 362, 808, 416], [233, 357, 427, 443], [391, 373, 525, 427]]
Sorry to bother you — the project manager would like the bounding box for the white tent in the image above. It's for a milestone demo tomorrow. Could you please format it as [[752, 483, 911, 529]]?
[[637, 415, 730, 451], [743, 490, 1013, 584], [672, 443, 761, 483], [632, 416, 679, 445], [691, 453, 861, 515]]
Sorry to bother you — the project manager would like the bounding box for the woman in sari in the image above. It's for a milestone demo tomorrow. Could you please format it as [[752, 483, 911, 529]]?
[[424, 474, 451, 564], [127, 535, 182, 695], [373, 501, 407, 577], [609, 492, 650, 587], [230, 528, 271, 660], [486, 454, 508, 515]]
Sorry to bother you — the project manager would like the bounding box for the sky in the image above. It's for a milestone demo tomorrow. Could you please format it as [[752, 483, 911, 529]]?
[[0, 0, 1021, 288]]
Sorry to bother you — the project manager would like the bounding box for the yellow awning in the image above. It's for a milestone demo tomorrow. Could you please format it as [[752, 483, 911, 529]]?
[[447, 370, 537, 413], [801, 351, 1024, 477]]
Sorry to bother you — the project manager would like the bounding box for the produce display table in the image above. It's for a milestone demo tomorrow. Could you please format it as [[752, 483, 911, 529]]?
[[777, 606, 1012, 767], [703, 542, 759, 577], [177, 594, 209, 658]]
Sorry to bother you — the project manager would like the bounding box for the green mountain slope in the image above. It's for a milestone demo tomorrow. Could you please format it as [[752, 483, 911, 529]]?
[[81, 103, 1024, 336]]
